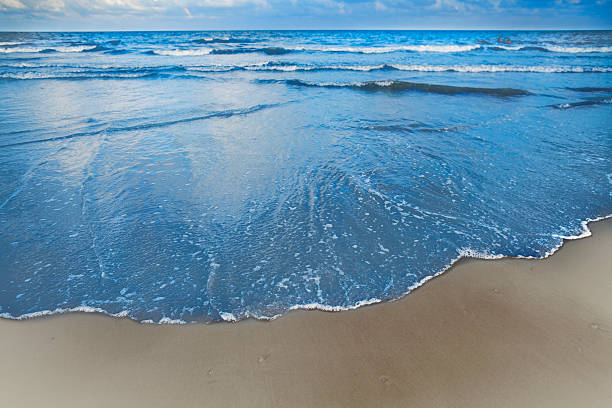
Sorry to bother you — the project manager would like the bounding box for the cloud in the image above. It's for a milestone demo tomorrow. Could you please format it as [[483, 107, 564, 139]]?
[[430, 0, 468, 11], [0, 0, 26, 10], [374, 1, 387, 10], [1, 0, 610, 28], [35, 0, 66, 12], [2, 0, 271, 15], [200, 0, 269, 7], [310, 0, 347, 14]]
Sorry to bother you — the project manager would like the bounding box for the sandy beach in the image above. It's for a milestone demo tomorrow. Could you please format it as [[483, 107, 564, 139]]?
[[1, 218, 610, 407]]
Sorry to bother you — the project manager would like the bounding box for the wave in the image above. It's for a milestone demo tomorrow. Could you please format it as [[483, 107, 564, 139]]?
[[211, 47, 292, 55], [0, 45, 98, 53], [0, 64, 204, 80], [302, 44, 481, 53], [546, 45, 612, 53], [0, 72, 159, 80], [3, 43, 611, 57], [147, 47, 291, 56], [3, 215, 607, 324], [148, 44, 612, 56], [166, 44, 481, 56], [4, 62, 608, 81], [0, 41, 25, 46], [489, 45, 550, 52], [0, 64, 189, 80], [220, 44, 611, 54], [0, 103, 282, 149], [161, 44, 483, 55], [193, 37, 256, 44], [149, 48, 212, 56], [244, 63, 612, 73], [182, 62, 611, 74], [81, 45, 111, 53], [263, 79, 530, 97], [551, 98, 612, 109], [489, 45, 612, 53]]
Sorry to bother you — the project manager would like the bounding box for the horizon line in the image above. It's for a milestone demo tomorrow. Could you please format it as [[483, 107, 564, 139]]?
[[1, 28, 611, 33]]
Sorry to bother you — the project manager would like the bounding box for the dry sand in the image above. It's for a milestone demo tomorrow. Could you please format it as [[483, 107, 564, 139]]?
[[1, 219, 611, 408]]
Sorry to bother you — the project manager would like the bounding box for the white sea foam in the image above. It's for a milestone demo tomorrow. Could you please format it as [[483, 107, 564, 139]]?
[[289, 297, 384, 312], [544, 45, 612, 53], [158, 317, 188, 324], [219, 312, 238, 322], [0, 305, 192, 324], [239, 215, 612, 322], [389, 64, 611, 73], [153, 48, 212, 56], [186, 66, 235, 72], [0, 306, 129, 320], [0, 72, 152, 80]]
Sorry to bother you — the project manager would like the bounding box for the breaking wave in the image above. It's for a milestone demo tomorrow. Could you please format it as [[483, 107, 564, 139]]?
[[0, 45, 99, 53], [263, 79, 531, 97], [149, 48, 213, 56]]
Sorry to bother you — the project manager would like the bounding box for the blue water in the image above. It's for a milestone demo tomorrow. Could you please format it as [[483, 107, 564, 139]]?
[[0, 31, 611, 323]]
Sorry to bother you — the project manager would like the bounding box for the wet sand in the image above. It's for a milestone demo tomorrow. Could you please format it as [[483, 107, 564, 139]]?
[[1, 219, 611, 407]]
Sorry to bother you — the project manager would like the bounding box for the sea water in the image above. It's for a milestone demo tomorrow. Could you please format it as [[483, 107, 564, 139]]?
[[0, 30, 610, 322]]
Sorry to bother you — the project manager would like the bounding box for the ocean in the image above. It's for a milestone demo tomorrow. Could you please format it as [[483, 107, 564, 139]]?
[[0, 30, 610, 323]]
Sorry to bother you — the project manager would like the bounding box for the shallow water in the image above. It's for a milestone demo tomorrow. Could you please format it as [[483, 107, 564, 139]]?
[[0, 31, 611, 323]]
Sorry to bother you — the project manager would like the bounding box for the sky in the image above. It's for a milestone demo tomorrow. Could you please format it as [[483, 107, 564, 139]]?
[[0, 0, 610, 31]]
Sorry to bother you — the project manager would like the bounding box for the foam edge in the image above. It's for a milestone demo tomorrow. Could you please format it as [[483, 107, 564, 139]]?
[[1, 214, 610, 325]]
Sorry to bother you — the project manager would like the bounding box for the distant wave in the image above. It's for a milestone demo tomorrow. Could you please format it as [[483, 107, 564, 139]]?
[[313, 44, 481, 53], [215, 44, 481, 54], [489, 45, 550, 52], [243, 63, 611, 73], [153, 62, 612, 74], [81, 45, 111, 53], [211, 47, 292, 55], [489, 45, 612, 53], [0, 45, 98, 53], [261, 79, 530, 97], [149, 48, 212, 56], [147, 44, 612, 55], [147, 47, 291, 56], [4, 43, 611, 56], [193, 37, 258, 44], [144, 44, 481, 56], [0, 72, 158, 80], [4, 62, 609, 81]]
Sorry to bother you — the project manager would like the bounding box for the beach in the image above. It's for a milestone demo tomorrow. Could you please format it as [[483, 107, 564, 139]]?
[[0, 218, 610, 407]]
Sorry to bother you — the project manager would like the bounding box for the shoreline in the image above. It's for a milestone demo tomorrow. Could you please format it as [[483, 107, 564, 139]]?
[[0, 218, 611, 407], [2, 215, 610, 324]]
